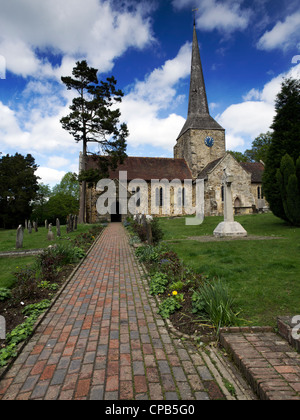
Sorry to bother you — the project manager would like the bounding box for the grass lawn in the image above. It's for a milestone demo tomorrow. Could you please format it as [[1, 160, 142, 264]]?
[[0, 224, 96, 252], [0, 224, 100, 289], [158, 213, 300, 327], [0, 256, 36, 289]]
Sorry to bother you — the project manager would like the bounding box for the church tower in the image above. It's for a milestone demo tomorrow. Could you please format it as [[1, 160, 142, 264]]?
[[174, 23, 226, 177]]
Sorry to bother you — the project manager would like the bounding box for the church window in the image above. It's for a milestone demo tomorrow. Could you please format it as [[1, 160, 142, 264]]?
[[221, 186, 224, 202], [136, 187, 141, 208], [155, 187, 163, 207], [177, 187, 185, 207], [159, 187, 164, 207]]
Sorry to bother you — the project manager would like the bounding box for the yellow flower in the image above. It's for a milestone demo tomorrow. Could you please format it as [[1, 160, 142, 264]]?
[[172, 291, 178, 296]]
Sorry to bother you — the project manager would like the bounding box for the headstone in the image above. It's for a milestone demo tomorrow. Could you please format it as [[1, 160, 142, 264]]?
[[35, 220, 38, 232], [25, 219, 28, 230], [16, 225, 24, 249], [146, 221, 153, 245], [70, 215, 74, 232], [74, 215, 78, 231], [213, 169, 247, 237], [47, 223, 54, 241], [56, 218, 61, 237], [28, 221, 32, 234], [45, 220, 48, 229]]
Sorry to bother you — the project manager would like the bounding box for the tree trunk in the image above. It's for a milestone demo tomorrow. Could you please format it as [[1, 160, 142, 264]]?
[[78, 140, 87, 224]]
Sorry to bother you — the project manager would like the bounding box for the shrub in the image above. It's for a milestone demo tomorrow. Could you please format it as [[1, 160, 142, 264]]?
[[158, 293, 184, 319], [0, 288, 12, 302], [12, 267, 39, 301], [149, 272, 169, 295], [192, 279, 240, 333]]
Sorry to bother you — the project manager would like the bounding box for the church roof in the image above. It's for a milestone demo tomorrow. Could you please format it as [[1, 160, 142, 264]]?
[[197, 155, 265, 183], [85, 155, 193, 181], [240, 162, 265, 183], [177, 24, 224, 138]]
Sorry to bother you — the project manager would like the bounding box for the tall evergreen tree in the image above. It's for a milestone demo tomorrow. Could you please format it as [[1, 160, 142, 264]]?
[[60, 60, 128, 223], [0, 153, 39, 228], [263, 78, 300, 220], [276, 154, 300, 226]]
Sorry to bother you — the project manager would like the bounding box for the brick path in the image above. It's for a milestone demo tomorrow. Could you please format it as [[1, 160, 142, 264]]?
[[0, 223, 223, 400]]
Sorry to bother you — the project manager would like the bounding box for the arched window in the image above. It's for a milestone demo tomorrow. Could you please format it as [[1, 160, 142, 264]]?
[[155, 187, 164, 207], [159, 187, 163, 207], [177, 188, 182, 207], [221, 186, 224, 202], [136, 187, 141, 208]]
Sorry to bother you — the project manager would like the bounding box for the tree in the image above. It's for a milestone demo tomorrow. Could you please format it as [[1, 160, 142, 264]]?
[[227, 151, 250, 162], [60, 60, 128, 223], [244, 132, 272, 163], [52, 172, 79, 199], [263, 78, 300, 220], [31, 183, 52, 223], [32, 173, 80, 225], [0, 153, 39, 229], [276, 154, 300, 226]]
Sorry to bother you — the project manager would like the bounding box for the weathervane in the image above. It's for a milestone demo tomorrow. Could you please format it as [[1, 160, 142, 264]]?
[[192, 7, 199, 24]]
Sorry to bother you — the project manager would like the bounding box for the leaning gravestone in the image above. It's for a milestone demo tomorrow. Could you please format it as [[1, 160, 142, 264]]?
[[16, 225, 24, 249], [214, 169, 247, 237], [47, 223, 54, 241]]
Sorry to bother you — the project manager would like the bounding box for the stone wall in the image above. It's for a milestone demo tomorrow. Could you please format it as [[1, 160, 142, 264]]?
[[203, 154, 255, 216], [174, 128, 226, 177]]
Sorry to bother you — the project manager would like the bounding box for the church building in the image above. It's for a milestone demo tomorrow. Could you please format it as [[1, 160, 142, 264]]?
[[84, 23, 267, 223]]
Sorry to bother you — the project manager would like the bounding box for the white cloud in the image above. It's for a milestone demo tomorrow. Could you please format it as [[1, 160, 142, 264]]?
[[217, 63, 300, 151], [257, 11, 300, 51], [120, 42, 191, 151], [36, 167, 67, 187], [47, 156, 71, 169], [0, 0, 154, 79], [173, 0, 251, 33]]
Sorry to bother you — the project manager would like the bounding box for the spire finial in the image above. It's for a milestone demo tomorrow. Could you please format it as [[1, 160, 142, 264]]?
[[192, 8, 198, 25]]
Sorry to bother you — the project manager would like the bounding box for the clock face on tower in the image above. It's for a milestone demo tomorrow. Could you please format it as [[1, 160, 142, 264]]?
[[205, 136, 214, 148]]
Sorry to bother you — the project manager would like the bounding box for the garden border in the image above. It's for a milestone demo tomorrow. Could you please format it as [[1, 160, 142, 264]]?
[[0, 227, 106, 381]]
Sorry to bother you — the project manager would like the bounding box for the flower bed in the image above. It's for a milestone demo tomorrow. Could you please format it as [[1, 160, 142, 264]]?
[[0, 225, 103, 367]]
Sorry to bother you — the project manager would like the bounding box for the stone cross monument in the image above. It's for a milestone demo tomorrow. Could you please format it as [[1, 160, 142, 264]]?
[[213, 169, 247, 237]]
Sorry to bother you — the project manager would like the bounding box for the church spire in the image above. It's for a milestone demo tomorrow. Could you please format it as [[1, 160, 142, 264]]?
[[188, 22, 209, 116], [177, 23, 224, 138]]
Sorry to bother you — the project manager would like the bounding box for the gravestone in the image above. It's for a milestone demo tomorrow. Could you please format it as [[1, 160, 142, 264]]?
[[214, 169, 247, 237], [34, 220, 38, 232], [45, 220, 48, 229], [16, 225, 24, 249], [56, 218, 61, 237], [28, 221, 32, 234], [74, 215, 78, 231], [47, 223, 54, 241]]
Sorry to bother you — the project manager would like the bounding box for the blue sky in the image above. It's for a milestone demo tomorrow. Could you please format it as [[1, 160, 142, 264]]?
[[0, 0, 300, 186]]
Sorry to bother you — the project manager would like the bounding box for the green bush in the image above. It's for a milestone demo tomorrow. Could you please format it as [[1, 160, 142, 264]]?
[[0, 288, 12, 302], [149, 272, 169, 295]]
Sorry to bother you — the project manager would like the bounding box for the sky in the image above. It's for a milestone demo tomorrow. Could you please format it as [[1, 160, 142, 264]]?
[[0, 0, 300, 187]]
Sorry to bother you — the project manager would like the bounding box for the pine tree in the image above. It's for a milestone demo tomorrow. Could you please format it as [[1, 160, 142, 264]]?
[[276, 154, 300, 226], [60, 60, 128, 223], [263, 78, 300, 220]]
